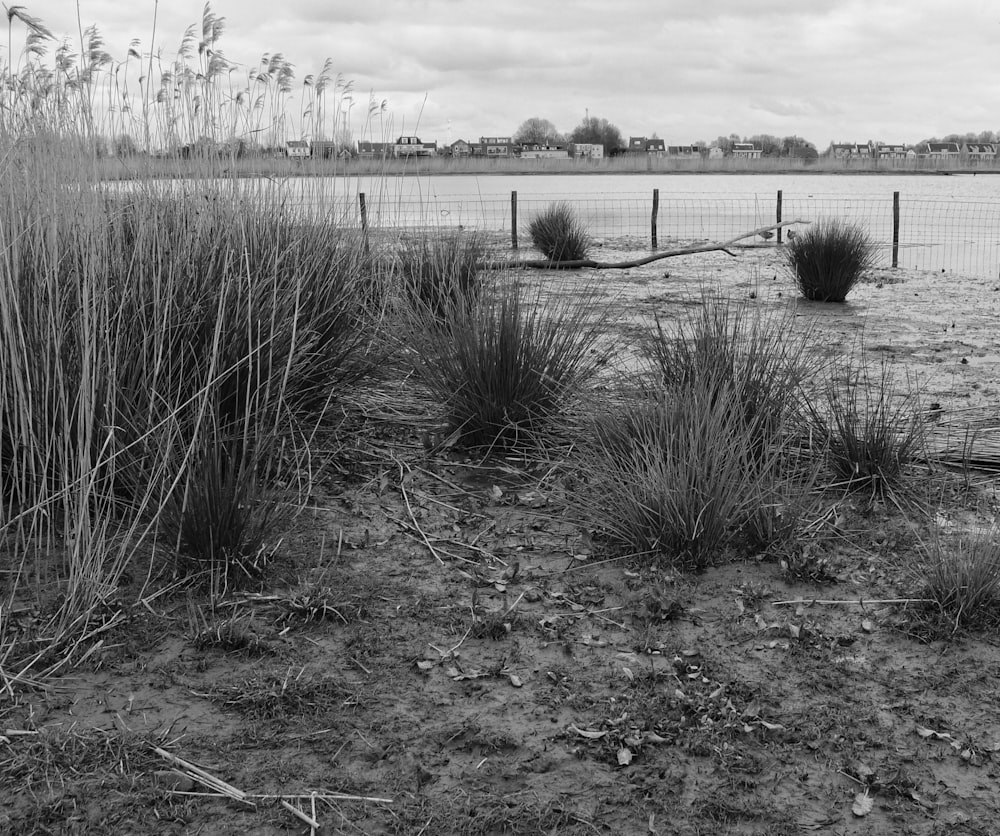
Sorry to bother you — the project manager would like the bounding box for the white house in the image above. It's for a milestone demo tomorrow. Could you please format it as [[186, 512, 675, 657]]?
[[286, 140, 311, 158]]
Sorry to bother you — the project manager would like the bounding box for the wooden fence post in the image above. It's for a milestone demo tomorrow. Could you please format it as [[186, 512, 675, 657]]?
[[651, 189, 659, 250], [892, 191, 900, 268], [776, 190, 783, 244], [511, 191, 518, 249]]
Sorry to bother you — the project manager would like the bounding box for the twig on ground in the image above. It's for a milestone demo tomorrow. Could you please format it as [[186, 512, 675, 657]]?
[[772, 597, 934, 607]]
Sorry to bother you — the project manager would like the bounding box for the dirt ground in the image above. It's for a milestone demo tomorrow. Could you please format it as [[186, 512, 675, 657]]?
[[3, 243, 1000, 835]]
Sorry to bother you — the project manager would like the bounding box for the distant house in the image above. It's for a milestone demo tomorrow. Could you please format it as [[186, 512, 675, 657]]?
[[963, 142, 996, 162], [357, 140, 393, 158], [394, 136, 436, 157], [286, 140, 311, 158], [874, 143, 908, 159], [628, 136, 665, 156], [519, 143, 569, 160], [923, 141, 961, 158], [667, 145, 697, 157], [731, 142, 762, 160], [474, 136, 515, 157], [829, 143, 871, 158], [570, 142, 604, 159], [707, 145, 725, 159], [448, 139, 471, 157]]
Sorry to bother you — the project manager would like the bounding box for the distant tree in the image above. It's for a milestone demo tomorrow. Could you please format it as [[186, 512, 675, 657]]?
[[780, 135, 818, 161], [115, 134, 139, 157], [514, 117, 565, 146], [569, 116, 624, 157], [714, 135, 736, 155], [747, 134, 783, 157]]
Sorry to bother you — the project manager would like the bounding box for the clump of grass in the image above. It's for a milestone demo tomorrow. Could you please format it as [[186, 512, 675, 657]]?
[[528, 202, 591, 262], [785, 218, 878, 302], [404, 277, 611, 453], [917, 529, 1000, 632], [581, 384, 785, 570], [397, 230, 489, 318], [809, 356, 924, 495], [644, 296, 820, 453], [157, 434, 288, 593], [580, 297, 821, 569]]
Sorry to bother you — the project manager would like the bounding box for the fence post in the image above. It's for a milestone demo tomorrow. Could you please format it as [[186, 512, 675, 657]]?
[[511, 191, 518, 249], [892, 191, 900, 268], [776, 190, 783, 244], [651, 189, 659, 249]]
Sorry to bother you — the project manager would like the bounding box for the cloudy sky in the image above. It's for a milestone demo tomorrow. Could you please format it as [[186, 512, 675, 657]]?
[[13, 0, 1000, 149]]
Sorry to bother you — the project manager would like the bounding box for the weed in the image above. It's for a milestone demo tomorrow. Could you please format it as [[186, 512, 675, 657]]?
[[528, 201, 591, 262], [785, 217, 878, 302]]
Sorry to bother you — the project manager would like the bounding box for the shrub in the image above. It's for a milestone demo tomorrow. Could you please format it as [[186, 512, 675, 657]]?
[[528, 202, 591, 262], [809, 356, 924, 494], [785, 218, 878, 302], [918, 529, 1000, 632], [404, 277, 611, 453], [396, 230, 489, 318]]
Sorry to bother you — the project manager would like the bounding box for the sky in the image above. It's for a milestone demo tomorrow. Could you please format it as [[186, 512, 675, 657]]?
[[10, 0, 1000, 150]]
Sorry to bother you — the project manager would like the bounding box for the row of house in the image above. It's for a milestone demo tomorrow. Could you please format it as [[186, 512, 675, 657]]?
[[828, 140, 998, 161], [286, 135, 1000, 163]]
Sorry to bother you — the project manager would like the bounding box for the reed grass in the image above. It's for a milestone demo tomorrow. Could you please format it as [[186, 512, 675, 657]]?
[[0, 134, 382, 678], [918, 528, 1000, 631]]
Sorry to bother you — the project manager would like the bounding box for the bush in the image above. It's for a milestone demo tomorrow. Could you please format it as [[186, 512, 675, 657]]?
[[404, 277, 610, 453], [528, 202, 591, 262], [785, 218, 878, 302], [396, 230, 489, 319], [809, 356, 924, 494]]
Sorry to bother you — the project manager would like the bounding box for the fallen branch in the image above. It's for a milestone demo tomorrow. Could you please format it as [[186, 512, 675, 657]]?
[[491, 219, 811, 270]]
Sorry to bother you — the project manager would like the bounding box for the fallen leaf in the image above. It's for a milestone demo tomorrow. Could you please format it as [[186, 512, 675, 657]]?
[[507, 673, 523, 688], [416, 660, 435, 672], [852, 791, 874, 817], [490, 485, 503, 502], [617, 747, 633, 766], [861, 619, 874, 632], [569, 724, 607, 740]]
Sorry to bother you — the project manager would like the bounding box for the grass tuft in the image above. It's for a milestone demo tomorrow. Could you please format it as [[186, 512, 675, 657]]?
[[396, 230, 490, 318], [404, 277, 611, 453], [918, 528, 1000, 632], [809, 356, 924, 495], [528, 202, 591, 262], [785, 218, 878, 302]]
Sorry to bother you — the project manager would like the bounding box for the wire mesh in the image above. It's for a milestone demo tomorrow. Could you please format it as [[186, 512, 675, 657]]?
[[327, 190, 1000, 280]]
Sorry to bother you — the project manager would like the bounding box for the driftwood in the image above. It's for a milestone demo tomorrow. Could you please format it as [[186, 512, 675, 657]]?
[[492, 219, 811, 270]]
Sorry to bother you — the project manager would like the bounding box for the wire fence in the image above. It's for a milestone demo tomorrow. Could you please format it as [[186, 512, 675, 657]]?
[[345, 190, 1000, 279]]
